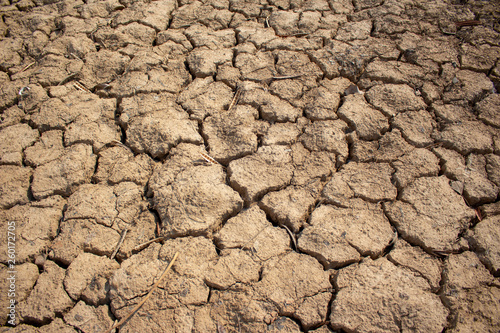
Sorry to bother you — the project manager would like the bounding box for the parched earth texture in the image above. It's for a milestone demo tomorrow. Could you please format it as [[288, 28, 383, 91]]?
[[1, 0, 500, 332]]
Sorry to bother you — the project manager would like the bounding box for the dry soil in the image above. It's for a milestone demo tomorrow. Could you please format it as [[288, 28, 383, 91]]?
[[1, 0, 500, 332]]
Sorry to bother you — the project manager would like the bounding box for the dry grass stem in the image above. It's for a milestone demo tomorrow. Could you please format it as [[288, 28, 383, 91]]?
[[102, 252, 179, 333], [241, 225, 270, 251], [200, 152, 221, 165], [455, 20, 481, 27], [57, 72, 78, 86], [271, 74, 302, 80], [109, 140, 130, 150], [18, 61, 36, 74], [227, 88, 241, 111], [282, 225, 297, 250], [132, 237, 166, 252], [110, 229, 128, 260], [73, 81, 92, 93], [70, 52, 82, 61]]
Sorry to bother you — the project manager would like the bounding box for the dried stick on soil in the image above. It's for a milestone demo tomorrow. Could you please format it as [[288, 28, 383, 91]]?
[[271, 74, 302, 80], [73, 81, 92, 93], [283, 225, 297, 250], [18, 61, 36, 74], [57, 72, 78, 86], [455, 20, 481, 27], [227, 88, 241, 111], [102, 252, 179, 333], [200, 152, 221, 166], [241, 225, 270, 251], [108, 139, 130, 150], [110, 229, 128, 260], [132, 237, 165, 252]]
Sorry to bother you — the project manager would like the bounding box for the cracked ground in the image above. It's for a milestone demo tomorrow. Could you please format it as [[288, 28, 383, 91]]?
[[1, 0, 500, 331]]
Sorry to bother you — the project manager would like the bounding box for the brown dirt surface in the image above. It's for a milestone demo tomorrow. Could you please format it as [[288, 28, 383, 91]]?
[[1, 0, 500, 332]]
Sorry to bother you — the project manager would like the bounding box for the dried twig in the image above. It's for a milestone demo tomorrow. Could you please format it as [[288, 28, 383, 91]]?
[[241, 225, 270, 251], [110, 229, 128, 260], [315, 199, 325, 209], [200, 152, 221, 166], [108, 140, 129, 149], [388, 230, 398, 248], [57, 72, 78, 86], [455, 20, 481, 27], [132, 237, 166, 252], [283, 225, 297, 250], [69, 52, 82, 61], [432, 249, 460, 257], [73, 81, 92, 93], [424, 142, 442, 150], [102, 252, 179, 333], [290, 32, 309, 37], [94, 82, 112, 91], [227, 88, 241, 112], [18, 61, 36, 74], [475, 208, 483, 222], [271, 74, 302, 80]]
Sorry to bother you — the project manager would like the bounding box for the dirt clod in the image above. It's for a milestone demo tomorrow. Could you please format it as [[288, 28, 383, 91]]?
[[331, 257, 449, 333]]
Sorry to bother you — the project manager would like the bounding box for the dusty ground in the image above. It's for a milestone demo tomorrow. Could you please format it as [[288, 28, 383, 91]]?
[[1, 0, 500, 331]]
